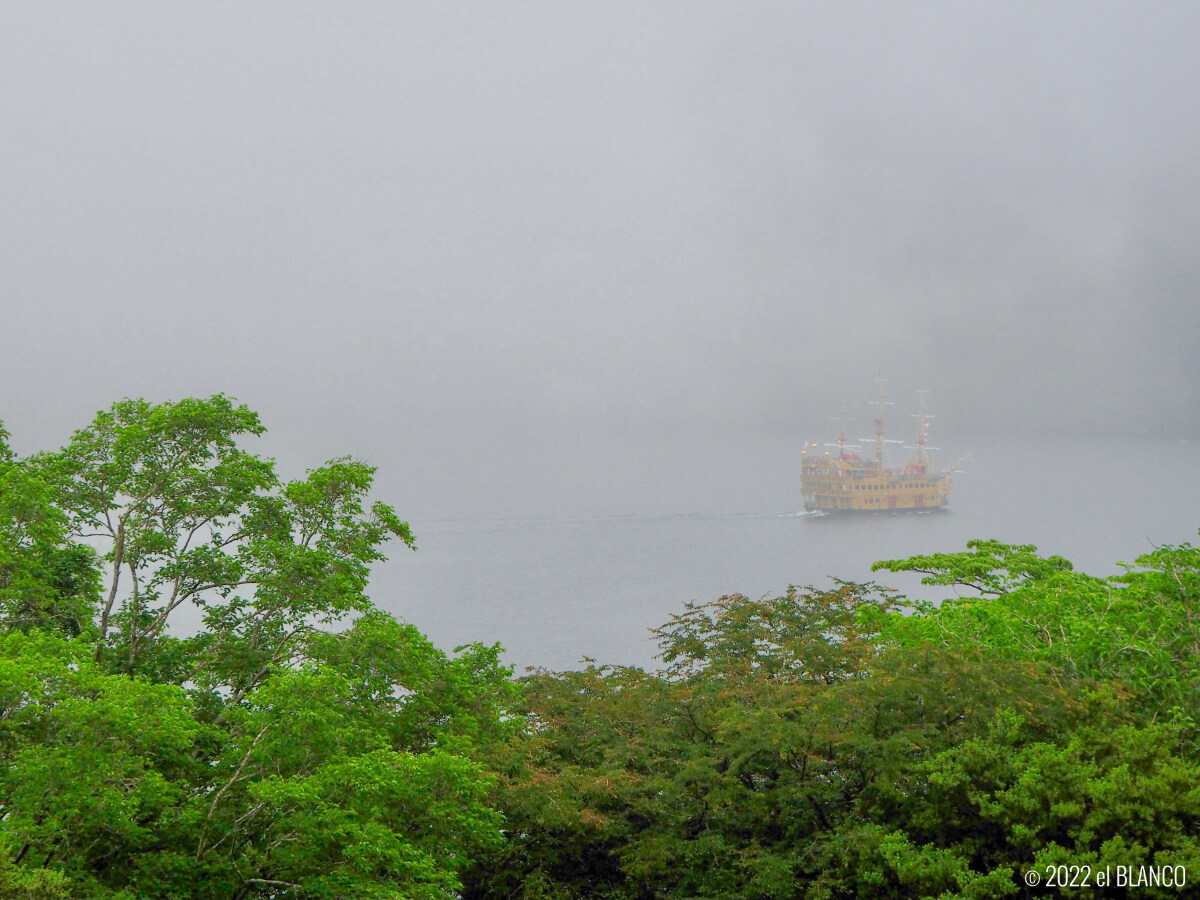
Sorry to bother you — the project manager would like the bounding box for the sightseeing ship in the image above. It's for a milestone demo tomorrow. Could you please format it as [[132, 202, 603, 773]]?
[[801, 385, 958, 513]]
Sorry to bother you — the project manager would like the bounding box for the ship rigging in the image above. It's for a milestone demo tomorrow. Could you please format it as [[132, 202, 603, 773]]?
[[801, 383, 962, 513]]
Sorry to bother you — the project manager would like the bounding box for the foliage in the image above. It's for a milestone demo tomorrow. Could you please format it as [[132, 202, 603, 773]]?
[[465, 555, 1199, 899], [873, 537, 1200, 747], [0, 423, 100, 637], [30, 395, 416, 687], [872, 539, 1075, 597], [0, 399, 508, 900], [0, 630, 196, 894], [2, 402, 1196, 897]]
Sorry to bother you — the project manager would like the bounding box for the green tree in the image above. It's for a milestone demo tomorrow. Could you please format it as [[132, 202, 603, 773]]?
[[33, 395, 416, 694], [0, 421, 99, 636], [873, 538, 1200, 746], [33, 396, 277, 668], [0, 630, 197, 895], [173, 613, 516, 900], [466, 567, 1199, 899], [0, 398, 511, 900]]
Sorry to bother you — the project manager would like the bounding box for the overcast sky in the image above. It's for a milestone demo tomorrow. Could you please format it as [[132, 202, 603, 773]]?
[[3, 2, 1198, 484]]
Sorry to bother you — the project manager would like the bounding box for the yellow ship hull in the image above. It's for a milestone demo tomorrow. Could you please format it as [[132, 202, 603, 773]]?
[[801, 458, 951, 512]]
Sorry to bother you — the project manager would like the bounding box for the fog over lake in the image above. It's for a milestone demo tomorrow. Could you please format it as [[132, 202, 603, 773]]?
[[2, 4, 1197, 668], [372, 432, 1197, 670]]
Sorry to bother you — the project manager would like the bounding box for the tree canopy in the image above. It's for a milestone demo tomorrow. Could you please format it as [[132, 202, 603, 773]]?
[[0, 398, 1195, 899], [0, 398, 512, 900], [464, 545, 1199, 899]]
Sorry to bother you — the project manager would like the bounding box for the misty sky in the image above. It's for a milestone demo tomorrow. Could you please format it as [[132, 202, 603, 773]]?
[[3, 3, 1198, 493]]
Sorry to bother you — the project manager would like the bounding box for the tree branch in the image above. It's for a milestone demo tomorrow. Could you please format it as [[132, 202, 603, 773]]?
[[196, 723, 271, 862], [95, 517, 126, 661]]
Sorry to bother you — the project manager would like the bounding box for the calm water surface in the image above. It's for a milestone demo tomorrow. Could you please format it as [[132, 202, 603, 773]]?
[[372, 436, 1198, 671]]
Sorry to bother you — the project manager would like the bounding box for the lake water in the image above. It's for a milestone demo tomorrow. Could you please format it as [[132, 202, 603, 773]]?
[[370, 435, 1198, 671]]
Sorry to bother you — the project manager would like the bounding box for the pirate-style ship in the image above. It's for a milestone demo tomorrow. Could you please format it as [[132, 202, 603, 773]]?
[[801, 384, 959, 513]]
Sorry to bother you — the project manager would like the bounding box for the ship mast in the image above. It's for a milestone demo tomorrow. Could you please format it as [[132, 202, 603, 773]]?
[[914, 390, 929, 463], [824, 405, 862, 460], [870, 378, 892, 463], [904, 391, 942, 471]]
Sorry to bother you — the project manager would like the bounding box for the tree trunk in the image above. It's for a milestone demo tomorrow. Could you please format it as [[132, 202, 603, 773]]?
[[95, 519, 125, 662]]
